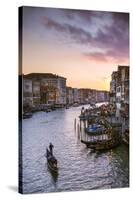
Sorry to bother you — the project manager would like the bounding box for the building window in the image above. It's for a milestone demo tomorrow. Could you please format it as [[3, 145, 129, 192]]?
[[117, 87, 121, 93], [25, 85, 29, 89]]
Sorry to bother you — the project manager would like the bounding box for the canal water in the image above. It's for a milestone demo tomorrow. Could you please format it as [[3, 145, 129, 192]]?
[[22, 104, 129, 194]]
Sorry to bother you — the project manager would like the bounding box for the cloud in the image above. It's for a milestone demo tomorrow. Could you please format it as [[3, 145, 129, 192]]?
[[64, 9, 109, 23], [41, 16, 66, 32], [83, 52, 108, 62], [41, 10, 129, 63], [83, 49, 128, 64], [41, 16, 93, 44]]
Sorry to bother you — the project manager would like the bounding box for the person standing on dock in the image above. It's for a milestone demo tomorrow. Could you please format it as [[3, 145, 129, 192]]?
[[49, 143, 54, 156]]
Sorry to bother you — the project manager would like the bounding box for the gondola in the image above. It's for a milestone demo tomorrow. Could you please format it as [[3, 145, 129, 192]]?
[[46, 149, 58, 173]]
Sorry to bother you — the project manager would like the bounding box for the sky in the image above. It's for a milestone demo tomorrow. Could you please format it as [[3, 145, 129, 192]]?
[[22, 6, 129, 90]]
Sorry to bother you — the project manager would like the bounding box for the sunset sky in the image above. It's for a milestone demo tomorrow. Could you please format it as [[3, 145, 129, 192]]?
[[22, 6, 129, 90]]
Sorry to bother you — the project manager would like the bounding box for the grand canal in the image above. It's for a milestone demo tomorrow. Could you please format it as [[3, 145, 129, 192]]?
[[22, 104, 129, 194]]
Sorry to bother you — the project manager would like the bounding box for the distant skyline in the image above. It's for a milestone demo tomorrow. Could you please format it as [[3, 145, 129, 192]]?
[[22, 6, 129, 90]]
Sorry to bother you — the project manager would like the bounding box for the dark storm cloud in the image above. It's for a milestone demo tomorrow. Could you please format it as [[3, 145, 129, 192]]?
[[41, 10, 129, 62]]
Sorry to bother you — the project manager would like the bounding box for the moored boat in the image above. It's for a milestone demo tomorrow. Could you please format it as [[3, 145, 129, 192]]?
[[73, 103, 79, 107], [90, 103, 96, 108], [23, 112, 32, 119], [85, 124, 105, 135], [66, 105, 69, 109], [81, 138, 121, 150], [122, 128, 129, 145], [46, 108, 52, 113]]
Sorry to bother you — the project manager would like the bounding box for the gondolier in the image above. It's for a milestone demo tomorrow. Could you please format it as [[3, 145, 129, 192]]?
[[49, 143, 54, 155]]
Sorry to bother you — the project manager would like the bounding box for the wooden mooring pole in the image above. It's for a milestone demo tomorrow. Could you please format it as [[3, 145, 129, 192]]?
[[74, 118, 76, 130], [77, 123, 80, 139], [83, 120, 87, 131], [80, 120, 81, 131]]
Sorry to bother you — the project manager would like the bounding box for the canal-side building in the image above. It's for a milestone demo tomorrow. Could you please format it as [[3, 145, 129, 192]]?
[[87, 89, 92, 103], [94, 90, 109, 103], [78, 89, 89, 104], [109, 65, 129, 121], [78, 89, 83, 104], [40, 77, 58, 105], [24, 73, 67, 106], [40, 84, 57, 105], [32, 80, 40, 105], [117, 65, 129, 118], [23, 77, 33, 110], [57, 76, 67, 105], [66, 87, 74, 105], [91, 89, 97, 103], [109, 71, 118, 104], [78, 88, 109, 104], [96, 90, 105, 102], [104, 91, 109, 102], [73, 88, 79, 103]]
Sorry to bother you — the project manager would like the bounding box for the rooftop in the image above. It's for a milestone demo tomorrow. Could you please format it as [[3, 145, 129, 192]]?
[[118, 65, 129, 71], [24, 73, 66, 80]]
